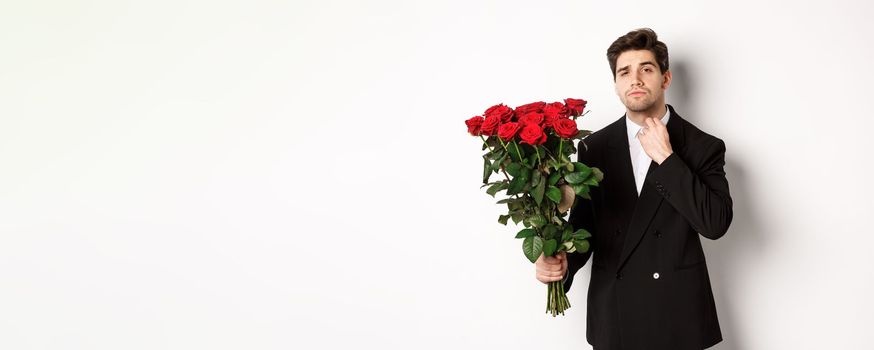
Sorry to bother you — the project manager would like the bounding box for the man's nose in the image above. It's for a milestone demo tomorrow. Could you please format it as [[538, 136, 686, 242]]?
[[631, 72, 643, 86]]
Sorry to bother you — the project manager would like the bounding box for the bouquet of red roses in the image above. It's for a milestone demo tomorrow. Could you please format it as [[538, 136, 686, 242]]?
[[466, 98, 603, 316]]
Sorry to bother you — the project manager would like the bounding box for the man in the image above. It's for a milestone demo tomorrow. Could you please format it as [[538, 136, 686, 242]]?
[[535, 28, 733, 350]]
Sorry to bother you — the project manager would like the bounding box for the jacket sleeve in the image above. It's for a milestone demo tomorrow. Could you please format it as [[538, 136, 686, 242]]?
[[646, 139, 733, 240]]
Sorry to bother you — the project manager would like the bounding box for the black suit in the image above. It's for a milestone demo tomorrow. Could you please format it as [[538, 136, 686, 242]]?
[[565, 105, 732, 350]]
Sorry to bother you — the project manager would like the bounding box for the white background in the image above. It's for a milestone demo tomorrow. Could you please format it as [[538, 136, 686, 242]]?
[[1, 0, 872, 349]]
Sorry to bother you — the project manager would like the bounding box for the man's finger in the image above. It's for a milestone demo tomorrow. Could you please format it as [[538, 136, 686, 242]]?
[[637, 130, 649, 144], [538, 271, 563, 279], [645, 117, 657, 129]]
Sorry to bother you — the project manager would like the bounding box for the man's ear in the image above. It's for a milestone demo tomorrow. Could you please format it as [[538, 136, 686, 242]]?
[[662, 70, 672, 90]]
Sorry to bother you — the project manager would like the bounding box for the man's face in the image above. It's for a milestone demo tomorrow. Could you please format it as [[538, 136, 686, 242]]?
[[613, 49, 671, 113]]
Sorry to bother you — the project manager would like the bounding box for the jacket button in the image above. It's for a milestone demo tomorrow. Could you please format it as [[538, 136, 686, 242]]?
[[653, 272, 660, 279], [616, 273, 623, 280], [656, 231, 662, 238]]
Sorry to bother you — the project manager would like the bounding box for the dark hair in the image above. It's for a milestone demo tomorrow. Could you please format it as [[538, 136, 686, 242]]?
[[607, 28, 669, 80]]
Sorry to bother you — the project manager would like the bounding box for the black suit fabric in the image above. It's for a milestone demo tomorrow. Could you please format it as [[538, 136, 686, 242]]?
[[564, 105, 732, 350]]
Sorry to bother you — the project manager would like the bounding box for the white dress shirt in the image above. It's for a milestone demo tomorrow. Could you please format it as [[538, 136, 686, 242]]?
[[625, 106, 670, 196]]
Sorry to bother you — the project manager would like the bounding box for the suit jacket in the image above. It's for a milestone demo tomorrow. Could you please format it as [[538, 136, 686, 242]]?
[[565, 105, 733, 350]]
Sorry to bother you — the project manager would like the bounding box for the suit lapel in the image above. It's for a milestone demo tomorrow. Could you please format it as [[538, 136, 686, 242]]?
[[605, 118, 639, 209], [616, 105, 686, 271]]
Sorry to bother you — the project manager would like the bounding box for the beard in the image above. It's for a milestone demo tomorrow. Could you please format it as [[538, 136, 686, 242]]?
[[621, 92, 661, 113]]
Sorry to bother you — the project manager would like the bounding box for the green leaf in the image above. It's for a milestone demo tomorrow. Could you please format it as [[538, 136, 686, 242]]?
[[573, 130, 592, 139], [572, 183, 589, 195], [515, 228, 535, 239], [545, 186, 561, 203], [553, 139, 565, 157], [573, 239, 590, 253], [551, 215, 563, 225], [548, 159, 562, 171], [531, 169, 542, 187], [543, 239, 557, 257], [592, 167, 604, 182], [489, 152, 507, 172], [498, 215, 510, 225], [506, 175, 526, 195], [547, 172, 561, 186], [509, 141, 526, 162], [482, 156, 491, 184], [532, 177, 546, 205], [576, 165, 594, 179], [480, 181, 503, 189], [565, 172, 589, 185], [578, 191, 591, 200], [505, 162, 522, 177], [511, 214, 524, 224], [528, 214, 547, 228], [572, 229, 592, 240], [583, 176, 599, 186], [486, 182, 505, 197], [526, 154, 539, 168], [542, 224, 558, 240], [561, 229, 572, 242], [523, 236, 544, 263]]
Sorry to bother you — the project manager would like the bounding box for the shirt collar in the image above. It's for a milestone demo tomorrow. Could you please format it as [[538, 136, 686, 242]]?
[[626, 105, 671, 145]]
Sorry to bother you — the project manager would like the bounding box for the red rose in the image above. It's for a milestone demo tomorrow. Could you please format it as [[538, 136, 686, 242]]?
[[553, 118, 579, 138], [465, 116, 485, 136], [497, 122, 522, 141], [564, 98, 587, 117], [515, 101, 546, 116], [518, 112, 544, 126], [543, 114, 559, 129], [519, 123, 547, 145], [480, 115, 501, 136], [484, 103, 515, 123], [543, 102, 569, 119]]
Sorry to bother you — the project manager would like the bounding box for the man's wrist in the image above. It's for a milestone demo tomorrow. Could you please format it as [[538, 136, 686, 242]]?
[[656, 151, 674, 165]]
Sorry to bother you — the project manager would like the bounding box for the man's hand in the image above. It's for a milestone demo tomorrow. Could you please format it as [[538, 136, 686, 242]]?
[[535, 251, 567, 284], [637, 117, 673, 164]]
